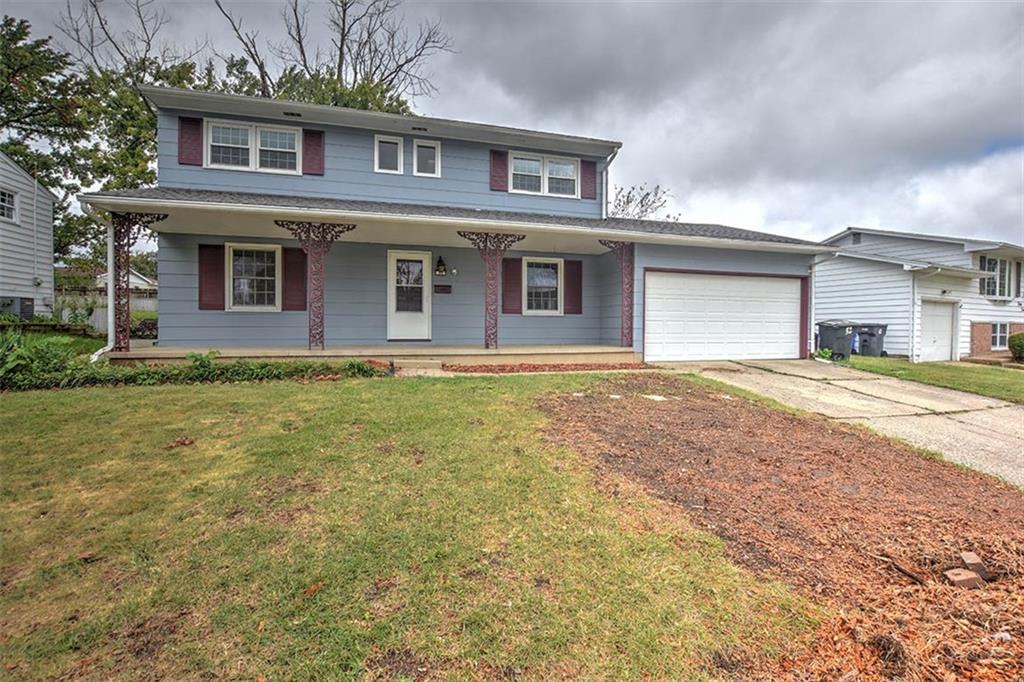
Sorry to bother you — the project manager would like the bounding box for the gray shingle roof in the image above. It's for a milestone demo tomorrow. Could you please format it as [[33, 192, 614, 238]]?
[[82, 187, 820, 246]]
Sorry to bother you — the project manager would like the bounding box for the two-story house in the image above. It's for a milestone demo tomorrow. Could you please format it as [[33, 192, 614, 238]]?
[[815, 227, 1024, 362], [0, 151, 56, 320], [80, 86, 832, 364]]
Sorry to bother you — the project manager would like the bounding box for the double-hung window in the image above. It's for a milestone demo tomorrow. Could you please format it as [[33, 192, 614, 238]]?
[[205, 120, 301, 174], [992, 323, 1009, 350], [522, 257, 563, 315], [375, 135, 403, 174], [226, 244, 281, 311], [979, 255, 1014, 298], [509, 153, 579, 198], [0, 188, 16, 222]]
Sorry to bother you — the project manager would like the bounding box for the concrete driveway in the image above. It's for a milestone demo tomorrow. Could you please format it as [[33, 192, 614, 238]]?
[[663, 359, 1024, 487]]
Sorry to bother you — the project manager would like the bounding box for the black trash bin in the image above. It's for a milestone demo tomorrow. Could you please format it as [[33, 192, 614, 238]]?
[[856, 324, 888, 357], [816, 320, 856, 360]]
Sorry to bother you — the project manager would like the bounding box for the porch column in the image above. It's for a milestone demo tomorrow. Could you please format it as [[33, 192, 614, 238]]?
[[457, 231, 526, 349], [110, 212, 167, 352], [274, 220, 356, 350], [599, 240, 635, 348]]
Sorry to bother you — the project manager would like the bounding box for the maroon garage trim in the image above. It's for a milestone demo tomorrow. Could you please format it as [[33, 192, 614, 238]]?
[[641, 268, 811, 360]]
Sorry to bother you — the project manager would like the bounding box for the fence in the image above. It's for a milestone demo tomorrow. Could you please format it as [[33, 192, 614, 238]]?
[[55, 287, 157, 334]]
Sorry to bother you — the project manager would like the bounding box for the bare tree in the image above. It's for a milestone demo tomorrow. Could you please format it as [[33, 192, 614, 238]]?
[[611, 184, 681, 221], [215, 0, 454, 101]]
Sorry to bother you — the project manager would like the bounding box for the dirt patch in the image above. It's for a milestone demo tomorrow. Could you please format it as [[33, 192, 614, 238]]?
[[362, 648, 432, 680], [442, 362, 650, 374], [542, 374, 1024, 680], [103, 608, 190, 677]]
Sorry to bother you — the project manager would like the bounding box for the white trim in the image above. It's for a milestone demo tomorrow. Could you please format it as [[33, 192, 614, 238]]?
[[0, 186, 18, 224], [508, 151, 580, 199], [203, 118, 302, 176], [79, 194, 837, 255], [386, 249, 432, 340], [823, 226, 1024, 254], [522, 256, 564, 316], [224, 243, 283, 312], [412, 139, 441, 178], [374, 134, 404, 174]]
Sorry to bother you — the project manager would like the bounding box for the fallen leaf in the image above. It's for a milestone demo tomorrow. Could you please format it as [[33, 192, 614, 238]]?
[[302, 583, 322, 598], [257, 620, 266, 632]]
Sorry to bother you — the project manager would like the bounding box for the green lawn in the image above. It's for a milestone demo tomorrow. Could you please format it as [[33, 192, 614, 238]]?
[[21, 331, 106, 357], [848, 356, 1024, 404], [0, 375, 815, 679]]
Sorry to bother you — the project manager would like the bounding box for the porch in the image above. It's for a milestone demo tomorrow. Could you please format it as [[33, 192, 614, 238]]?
[[107, 343, 639, 367]]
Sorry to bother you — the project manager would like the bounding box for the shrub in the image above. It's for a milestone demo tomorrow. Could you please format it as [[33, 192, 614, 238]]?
[[1009, 332, 1024, 362], [131, 317, 158, 339], [814, 347, 833, 361], [0, 348, 387, 392], [0, 312, 21, 324], [0, 330, 79, 382]]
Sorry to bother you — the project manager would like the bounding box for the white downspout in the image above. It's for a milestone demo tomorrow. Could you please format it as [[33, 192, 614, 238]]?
[[601, 148, 619, 220], [89, 213, 116, 363]]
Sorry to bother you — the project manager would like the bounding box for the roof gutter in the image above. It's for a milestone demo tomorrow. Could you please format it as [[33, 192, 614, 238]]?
[[79, 194, 833, 255]]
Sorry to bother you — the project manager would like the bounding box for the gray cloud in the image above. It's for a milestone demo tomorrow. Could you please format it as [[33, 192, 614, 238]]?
[[8, 0, 1024, 242]]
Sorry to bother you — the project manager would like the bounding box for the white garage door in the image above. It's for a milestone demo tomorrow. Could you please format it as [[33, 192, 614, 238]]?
[[644, 272, 803, 361], [919, 301, 955, 362]]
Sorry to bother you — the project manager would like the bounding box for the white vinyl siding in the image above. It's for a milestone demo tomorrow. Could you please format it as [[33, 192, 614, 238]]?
[[839, 233, 973, 267], [813, 256, 913, 356], [0, 154, 56, 314]]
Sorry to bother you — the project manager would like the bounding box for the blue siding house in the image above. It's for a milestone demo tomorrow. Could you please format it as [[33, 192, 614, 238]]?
[[81, 87, 831, 364]]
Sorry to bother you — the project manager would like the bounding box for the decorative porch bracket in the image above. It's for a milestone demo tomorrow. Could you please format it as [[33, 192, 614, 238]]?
[[111, 212, 167, 352], [457, 231, 526, 349], [274, 220, 356, 350], [599, 240, 635, 348]]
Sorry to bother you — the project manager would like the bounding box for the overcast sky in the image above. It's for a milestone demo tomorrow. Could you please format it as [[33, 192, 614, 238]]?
[[9, 0, 1024, 244]]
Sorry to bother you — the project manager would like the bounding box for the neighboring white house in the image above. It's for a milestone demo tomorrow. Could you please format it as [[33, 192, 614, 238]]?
[[0, 151, 57, 319], [95, 268, 158, 291], [815, 227, 1024, 362]]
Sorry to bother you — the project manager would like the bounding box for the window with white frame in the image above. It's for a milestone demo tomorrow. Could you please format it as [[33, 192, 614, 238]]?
[[375, 135, 403, 174], [226, 244, 281, 311], [979, 255, 1014, 298], [205, 120, 300, 174], [992, 323, 1009, 350], [413, 139, 440, 177], [509, 153, 579, 197], [522, 257, 563, 314], [0, 188, 16, 221]]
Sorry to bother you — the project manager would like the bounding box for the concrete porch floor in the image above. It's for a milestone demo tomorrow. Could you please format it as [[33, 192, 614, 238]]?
[[107, 344, 641, 367]]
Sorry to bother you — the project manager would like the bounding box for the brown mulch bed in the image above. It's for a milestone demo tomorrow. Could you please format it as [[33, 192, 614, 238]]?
[[541, 373, 1024, 680], [443, 362, 649, 374]]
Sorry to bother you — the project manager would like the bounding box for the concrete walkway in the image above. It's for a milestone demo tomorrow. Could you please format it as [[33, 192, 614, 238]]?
[[662, 359, 1024, 487]]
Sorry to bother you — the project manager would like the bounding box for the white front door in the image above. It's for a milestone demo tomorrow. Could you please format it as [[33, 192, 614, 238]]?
[[644, 272, 802, 361], [919, 301, 955, 362], [387, 250, 431, 340]]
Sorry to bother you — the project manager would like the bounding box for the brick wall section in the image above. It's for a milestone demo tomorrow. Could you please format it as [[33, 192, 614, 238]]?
[[970, 323, 991, 356]]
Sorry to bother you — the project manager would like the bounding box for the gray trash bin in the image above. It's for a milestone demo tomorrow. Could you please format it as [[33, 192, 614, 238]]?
[[816, 320, 855, 360], [856, 324, 888, 357]]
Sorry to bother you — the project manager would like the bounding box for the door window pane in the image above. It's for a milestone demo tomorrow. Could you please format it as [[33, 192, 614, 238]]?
[[395, 259, 423, 311], [526, 261, 560, 311]]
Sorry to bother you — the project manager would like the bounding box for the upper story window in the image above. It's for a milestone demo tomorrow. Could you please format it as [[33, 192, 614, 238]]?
[[979, 255, 1018, 299], [0, 188, 16, 222], [509, 152, 579, 198], [413, 139, 441, 177], [522, 257, 564, 315], [851, 232, 862, 245], [375, 134, 403, 174], [205, 120, 301, 175], [226, 243, 281, 312]]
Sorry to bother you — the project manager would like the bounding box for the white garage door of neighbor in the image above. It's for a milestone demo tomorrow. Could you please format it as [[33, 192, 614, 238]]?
[[919, 301, 956, 362], [644, 272, 802, 362]]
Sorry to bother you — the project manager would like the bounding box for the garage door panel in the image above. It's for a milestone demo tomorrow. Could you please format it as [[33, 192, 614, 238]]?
[[644, 272, 802, 362]]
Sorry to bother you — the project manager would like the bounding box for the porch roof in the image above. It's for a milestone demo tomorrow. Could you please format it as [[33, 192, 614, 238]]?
[[80, 187, 832, 255]]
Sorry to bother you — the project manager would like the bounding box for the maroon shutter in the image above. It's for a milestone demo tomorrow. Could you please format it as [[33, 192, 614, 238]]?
[[197, 244, 225, 310], [580, 160, 597, 199], [490, 150, 509, 191], [178, 117, 203, 166], [302, 130, 325, 175], [282, 247, 307, 310], [502, 257, 522, 314], [564, 260, 583, 314]]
